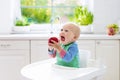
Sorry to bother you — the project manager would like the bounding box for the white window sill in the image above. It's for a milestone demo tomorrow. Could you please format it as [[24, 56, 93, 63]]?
[[12, 24, 61, 34]]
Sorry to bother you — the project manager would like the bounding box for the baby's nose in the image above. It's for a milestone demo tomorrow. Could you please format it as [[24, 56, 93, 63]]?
[[60, 31, 65, 34]]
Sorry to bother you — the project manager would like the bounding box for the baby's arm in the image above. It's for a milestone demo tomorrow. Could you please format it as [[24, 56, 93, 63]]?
[[59, 44, 78, 62]]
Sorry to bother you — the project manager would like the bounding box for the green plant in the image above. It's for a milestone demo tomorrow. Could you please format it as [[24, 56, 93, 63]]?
[[21, 8, 51, 24], [74, 6, 94, 26], [15, 17, 30, 26]]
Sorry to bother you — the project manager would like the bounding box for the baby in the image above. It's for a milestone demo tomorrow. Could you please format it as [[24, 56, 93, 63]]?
[[48, 22, 80, 68]]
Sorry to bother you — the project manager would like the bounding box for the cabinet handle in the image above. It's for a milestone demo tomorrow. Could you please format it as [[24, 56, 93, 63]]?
[[0, 44, 11, 47]]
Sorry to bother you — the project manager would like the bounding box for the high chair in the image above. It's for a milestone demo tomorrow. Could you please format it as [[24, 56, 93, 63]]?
[[21, 50, 106, 80]]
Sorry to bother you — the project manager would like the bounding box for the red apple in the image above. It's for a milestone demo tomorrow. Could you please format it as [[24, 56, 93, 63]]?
[[109, 28, 114, 33], [48, 37, 58, 43], [107, 28, 116, 36]]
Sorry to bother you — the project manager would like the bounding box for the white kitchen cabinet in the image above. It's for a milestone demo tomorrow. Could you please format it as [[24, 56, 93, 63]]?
[[0, 40, 30, 80], [78, 40, 95, 59], [31, 40, 50, 63], [96, 40, 119, 80]]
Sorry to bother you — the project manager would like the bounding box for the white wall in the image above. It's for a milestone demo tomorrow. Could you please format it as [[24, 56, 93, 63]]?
[[0, 0, 21, 34], [94, 0, 120, 34], [0, 0, 14, 34]]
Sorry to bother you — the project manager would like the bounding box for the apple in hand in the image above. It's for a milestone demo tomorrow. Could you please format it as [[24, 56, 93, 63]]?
[[48, 37, 59, 44]]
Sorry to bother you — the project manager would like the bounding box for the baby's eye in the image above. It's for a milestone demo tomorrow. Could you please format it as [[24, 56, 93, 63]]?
[[65, 30, 68, 32], [61, 29, 63, 31]]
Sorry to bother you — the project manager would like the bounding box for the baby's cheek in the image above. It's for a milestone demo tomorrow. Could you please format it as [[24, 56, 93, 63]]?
[[66, 39, 69, 42], [61, 41, 67, 45]]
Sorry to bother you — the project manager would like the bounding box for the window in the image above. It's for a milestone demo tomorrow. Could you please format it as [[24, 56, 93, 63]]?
[[18, 0, 93, 34]]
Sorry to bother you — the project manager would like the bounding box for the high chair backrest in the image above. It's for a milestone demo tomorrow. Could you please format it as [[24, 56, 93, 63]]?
[[79, 49, 91, 68]]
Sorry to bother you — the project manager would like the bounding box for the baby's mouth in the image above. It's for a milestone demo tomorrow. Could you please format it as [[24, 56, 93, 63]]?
[[61, 36, 65, 41]]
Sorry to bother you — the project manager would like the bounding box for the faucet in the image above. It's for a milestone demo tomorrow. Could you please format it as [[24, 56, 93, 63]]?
[[51, 16, 60, 24]]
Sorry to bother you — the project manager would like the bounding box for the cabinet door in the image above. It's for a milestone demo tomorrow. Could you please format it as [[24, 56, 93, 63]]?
[[78, 40, 95, 59], [0, 40, 30, 80], [0, 50, 30, 80], [31, 40, 50, 63], [96, 40, 119, 80]]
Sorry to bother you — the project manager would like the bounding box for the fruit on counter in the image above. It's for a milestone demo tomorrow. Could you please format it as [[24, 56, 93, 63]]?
[[48, 37, 59, 43], [106, 24, 119, 36], [107, 28, 115, 36]]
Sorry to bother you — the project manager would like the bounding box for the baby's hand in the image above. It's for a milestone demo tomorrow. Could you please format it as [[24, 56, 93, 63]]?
[[48, 37, 62, 52], [49, 40, 62, 53], [48, 46, 54, 51]]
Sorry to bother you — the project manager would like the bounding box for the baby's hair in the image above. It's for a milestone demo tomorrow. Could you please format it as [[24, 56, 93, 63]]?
[[62, 22, 80, 39]]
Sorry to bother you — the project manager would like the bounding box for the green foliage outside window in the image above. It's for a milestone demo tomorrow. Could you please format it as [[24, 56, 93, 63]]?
[[21, 0, 51, 24], [21, 0, 48, 6], [21, 8, 51, 23], [21, 0, 88, 24]]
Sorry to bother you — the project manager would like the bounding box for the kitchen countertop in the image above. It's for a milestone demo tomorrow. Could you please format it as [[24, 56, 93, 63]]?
[[0, 33, 120, 40]]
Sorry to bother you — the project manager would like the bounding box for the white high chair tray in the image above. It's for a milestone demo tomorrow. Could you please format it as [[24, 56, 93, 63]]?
[[21, 59, 105, 80]]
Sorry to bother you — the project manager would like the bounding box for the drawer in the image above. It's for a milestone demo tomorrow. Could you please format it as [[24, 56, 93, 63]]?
[[96, 40, 119, 46], [0, 40, 29, 50]]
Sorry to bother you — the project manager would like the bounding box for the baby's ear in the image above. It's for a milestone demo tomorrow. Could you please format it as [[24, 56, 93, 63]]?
[[74, 36, 78, 40]]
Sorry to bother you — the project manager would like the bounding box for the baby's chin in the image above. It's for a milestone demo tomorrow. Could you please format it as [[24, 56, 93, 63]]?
[[60, 41, 67, 45], [61, 41, 72, 45]]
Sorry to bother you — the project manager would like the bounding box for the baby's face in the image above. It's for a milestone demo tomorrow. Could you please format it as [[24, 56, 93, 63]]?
[[59, 25, 76, 45]]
